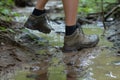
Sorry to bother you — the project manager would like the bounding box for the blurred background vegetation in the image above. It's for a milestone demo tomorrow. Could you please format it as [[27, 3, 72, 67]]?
[[0, 0, 14, 15], [0, 0, 119, 27], [78, 0, 117, 13]]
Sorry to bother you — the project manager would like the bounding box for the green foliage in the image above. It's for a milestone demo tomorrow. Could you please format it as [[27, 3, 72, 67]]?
[[0, 26, 15, 33], [78, 0, 117, 16], [0, 0, 14, 7], [0, 0, 17, 22], [0, 0, 14, 15], [0, 0, 20, 28], [0, 26, 7, 31]]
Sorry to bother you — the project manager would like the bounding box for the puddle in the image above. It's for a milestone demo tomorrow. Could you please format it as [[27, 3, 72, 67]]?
[[5, 22, 119, 80], [88, 49, 120, 80], [1, 0, 120, 80]]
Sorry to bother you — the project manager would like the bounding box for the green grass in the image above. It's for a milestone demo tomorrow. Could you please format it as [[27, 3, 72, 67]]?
[[14, 71, 34, 80], [48, 57, 66, 80], [39, 33, 64, 47]]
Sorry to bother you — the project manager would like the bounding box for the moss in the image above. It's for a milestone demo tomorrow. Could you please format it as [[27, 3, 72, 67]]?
[[40, 33, 64, 47], [14, 71, 34, 80], [48, 57, 66, 80], [37, 49, 48, 55], [48, 65, 66, 80]]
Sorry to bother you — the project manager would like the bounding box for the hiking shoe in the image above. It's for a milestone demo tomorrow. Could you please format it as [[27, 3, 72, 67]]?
[[63, 27, 99, 52], [24, 13, 52, 34]]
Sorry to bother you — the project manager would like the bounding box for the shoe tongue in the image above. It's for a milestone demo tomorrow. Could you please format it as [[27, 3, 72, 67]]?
[[76, 23, 81, 28]]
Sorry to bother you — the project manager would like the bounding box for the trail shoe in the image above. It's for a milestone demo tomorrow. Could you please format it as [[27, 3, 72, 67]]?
[[24, 13, 52, 34], [63, 27, 99, 52]]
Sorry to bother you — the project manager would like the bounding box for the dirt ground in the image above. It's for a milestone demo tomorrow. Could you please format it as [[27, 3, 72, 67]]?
[[0, 0, 120, 80]]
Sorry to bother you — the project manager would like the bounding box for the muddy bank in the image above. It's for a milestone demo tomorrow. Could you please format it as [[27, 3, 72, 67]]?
[[0, 0, 120, 80]]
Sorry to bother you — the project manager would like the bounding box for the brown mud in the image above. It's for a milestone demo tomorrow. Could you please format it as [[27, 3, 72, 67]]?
[[0, 0, 120, 80]]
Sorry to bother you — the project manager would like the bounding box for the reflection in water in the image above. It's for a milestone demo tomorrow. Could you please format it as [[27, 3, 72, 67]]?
[[36, 73, 48, 80], [12, 3, 120, 79], [88, 49, 120, 80]]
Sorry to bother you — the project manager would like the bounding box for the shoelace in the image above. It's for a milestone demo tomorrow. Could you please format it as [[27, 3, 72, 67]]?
[[76, 23, 84, 35]]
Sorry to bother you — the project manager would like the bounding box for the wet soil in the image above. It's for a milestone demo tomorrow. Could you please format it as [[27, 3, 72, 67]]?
[[0, 0, 120, 80]]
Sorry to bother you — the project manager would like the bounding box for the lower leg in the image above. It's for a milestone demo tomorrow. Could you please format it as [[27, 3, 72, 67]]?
[[32, 0, 48, 16], [62, 0, 79, 35], [62, 0, 79, 26], [36, 0, 48, 10]]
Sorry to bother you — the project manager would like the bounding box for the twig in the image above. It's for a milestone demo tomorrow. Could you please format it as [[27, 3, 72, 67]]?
[[101, 0, 107, 36], [104, 4, 120, 21]]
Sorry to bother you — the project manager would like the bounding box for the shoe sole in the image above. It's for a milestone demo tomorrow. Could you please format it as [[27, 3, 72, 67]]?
[[25, 24, 51, 34]]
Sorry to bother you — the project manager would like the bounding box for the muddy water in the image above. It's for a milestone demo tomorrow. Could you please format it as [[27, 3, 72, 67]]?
[[78, 25, 120, 80], [13, 25, 120, 80], [88, 49, 120, 80], [11, 1, 120, 80]]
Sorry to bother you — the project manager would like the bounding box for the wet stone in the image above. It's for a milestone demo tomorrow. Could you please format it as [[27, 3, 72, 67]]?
[[112, 61, 120, 66], [26, 74, 39, 79], [106, 22, 120, 54], [117, 51, 120, 56]]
